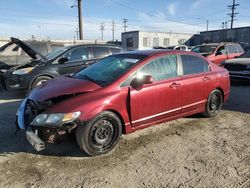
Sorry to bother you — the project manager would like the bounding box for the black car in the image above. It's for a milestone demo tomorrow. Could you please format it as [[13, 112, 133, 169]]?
[[223, 51, 250, 81], [4, 39, 122, 91]]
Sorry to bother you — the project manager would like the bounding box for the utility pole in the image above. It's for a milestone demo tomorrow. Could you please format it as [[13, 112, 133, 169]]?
[[111, 20, 115, 41], [206, 20, 209, 31], [100, 23, 105, 41], [77, 0, 83, 40], [122, 18, 128, 32], [227, 0, 239, 29]]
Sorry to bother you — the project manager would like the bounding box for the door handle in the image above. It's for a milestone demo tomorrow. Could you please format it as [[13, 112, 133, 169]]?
[[203, 76, 210, 81], [169, 82, 181, 88]]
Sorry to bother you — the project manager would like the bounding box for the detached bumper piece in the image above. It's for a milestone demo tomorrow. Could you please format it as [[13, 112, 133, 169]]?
[[26, 129, 45, 151]]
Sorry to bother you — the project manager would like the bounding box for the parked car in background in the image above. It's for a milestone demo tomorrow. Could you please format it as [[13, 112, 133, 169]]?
[[191, 43, 244, 65], [16, 50, 230, 156], [4, 42, 122, 91], [166, 45, 189, 51], [223, 50, 250, 81], [0, 37, 64, 70]]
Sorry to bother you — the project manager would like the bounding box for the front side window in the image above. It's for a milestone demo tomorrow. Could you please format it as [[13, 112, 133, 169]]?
[[181, 55, 209, 75], [64, 47, 89, 61], [137, 55, 178, 81], [92, 47, 110, 59], [216, 46, 226, 55]]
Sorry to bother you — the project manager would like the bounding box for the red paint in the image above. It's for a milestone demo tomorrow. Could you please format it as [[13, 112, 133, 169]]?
[[31, 50, 230, 134]]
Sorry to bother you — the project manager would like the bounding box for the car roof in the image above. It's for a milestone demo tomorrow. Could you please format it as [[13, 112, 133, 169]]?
[[200, 42, 240, 46], [116, 49, 190, 57], [67, 43, 122, 49]]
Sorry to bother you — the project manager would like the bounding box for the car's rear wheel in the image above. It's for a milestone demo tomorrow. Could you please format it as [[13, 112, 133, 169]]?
[[76, 111, 122, 156], [31, 76, 51, 89], [202, 89, 223, 117]]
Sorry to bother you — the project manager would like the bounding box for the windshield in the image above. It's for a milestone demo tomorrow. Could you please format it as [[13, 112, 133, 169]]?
[[73, 54, 146, 86], [239, 51, 250, 58], [43, 46, 70, 60], [191, 45, 217, 54]]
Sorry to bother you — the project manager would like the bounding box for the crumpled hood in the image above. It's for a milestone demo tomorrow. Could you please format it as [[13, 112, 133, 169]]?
[[29, 76, 101, 101], [225, 58, 250, 65]]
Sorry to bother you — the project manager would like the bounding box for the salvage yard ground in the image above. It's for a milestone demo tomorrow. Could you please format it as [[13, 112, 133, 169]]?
[[0, 83, 249, 188]]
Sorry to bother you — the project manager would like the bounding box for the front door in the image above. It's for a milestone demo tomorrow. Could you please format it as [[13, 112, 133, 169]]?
[[56, 46, 92, 75], [212, 45, 228, 64], [130, 55, 182, 127]]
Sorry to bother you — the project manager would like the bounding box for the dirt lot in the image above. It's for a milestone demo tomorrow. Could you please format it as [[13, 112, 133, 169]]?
[[0, 83, 249, 188]]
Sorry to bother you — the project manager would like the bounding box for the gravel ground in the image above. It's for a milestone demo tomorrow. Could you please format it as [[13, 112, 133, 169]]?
[[0, 83, 249, 188]]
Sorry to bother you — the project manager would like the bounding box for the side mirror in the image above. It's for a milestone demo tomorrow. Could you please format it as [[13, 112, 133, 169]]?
[[130, 75, 153, 89], [215, 51, 222, 56], [58, 57, 69, 64]]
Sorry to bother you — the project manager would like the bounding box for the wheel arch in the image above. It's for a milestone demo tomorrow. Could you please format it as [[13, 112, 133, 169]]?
[[105, 109, 126, 134], [215, 87, 224, 101], [29, 73, 55, 90]]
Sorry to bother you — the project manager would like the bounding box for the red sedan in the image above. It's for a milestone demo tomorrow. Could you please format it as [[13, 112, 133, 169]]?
[[17, 50, 230, 156]]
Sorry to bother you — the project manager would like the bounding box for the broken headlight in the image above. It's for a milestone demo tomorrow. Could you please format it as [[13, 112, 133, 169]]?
[[31, 112, 81, 126]]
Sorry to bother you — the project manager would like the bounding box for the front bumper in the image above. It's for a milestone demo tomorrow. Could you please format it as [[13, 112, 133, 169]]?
[[4, 73, 30, 90], [26, 128, 45, 151], [16, 98, 79, 151]]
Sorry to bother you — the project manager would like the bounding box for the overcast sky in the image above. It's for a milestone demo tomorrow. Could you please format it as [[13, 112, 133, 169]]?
[[0, 0, 249, 41]]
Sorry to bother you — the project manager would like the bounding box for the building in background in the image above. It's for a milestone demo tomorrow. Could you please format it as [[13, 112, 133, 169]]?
[[121, 31, 193, 50], [185, 26, 250, 47]]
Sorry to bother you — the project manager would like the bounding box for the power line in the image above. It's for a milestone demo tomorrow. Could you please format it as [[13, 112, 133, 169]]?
[[227, 0, 239, 29]]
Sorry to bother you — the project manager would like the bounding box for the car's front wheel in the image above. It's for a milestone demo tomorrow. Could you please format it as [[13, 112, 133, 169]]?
[[202, 89, 223, 117], [76, 111, 122, 156]]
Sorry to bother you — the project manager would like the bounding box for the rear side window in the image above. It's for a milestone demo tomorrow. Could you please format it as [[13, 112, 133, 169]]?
[[64, 47, 89, 61], [137, 55, 178, 81], [227, 45, 238, 53], [110, 47, 121, 54], [236, 44, 244, 53], [92, 47, 110, 58], [181, 55, 209, 75]]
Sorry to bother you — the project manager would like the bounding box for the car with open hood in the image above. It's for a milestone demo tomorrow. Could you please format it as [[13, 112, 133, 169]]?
[[191, 42, 244, 65], [0, 37, 64, 70], [16, 49, 230, 156], [223, 50, 250, 81], [4, 40, 121, 90]]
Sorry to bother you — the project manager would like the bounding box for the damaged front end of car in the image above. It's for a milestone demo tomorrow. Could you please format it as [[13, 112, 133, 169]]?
[[16, 95, 82, 151]]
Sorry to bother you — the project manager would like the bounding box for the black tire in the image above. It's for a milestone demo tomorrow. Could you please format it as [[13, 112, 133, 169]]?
[[31, 76, 51, 89], [202, 89, 223, 117], [76, 111, 122, 156]]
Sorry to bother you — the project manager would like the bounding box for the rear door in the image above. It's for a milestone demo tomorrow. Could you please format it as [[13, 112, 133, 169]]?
[[55, 46, 92, 75], [179, 54, 213, 113], [129, 54, 182, 127], [227, 44, 241, 59]]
